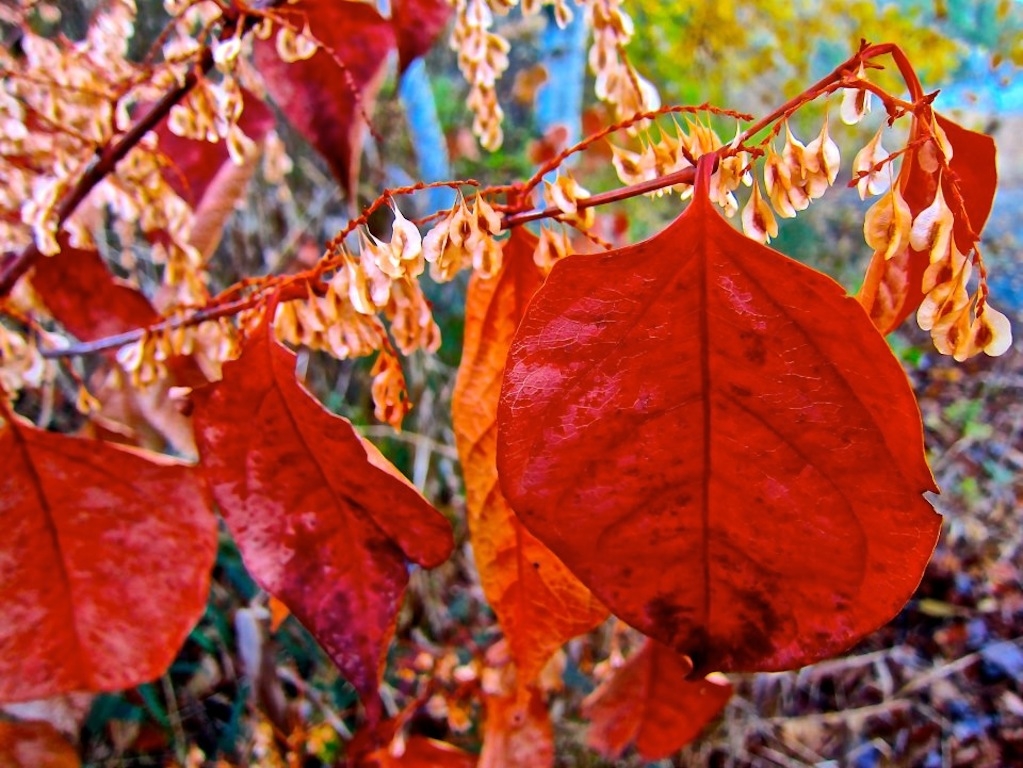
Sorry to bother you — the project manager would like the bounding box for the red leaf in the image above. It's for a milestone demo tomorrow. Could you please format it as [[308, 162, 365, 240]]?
[[30, 240, 159, 342], [191, 312, 453, 720], [0, 415, 216, 702], [582, 638, 732, 760], [392, 0, 450, 73], [498, 155, 941, 673], [360, 735, 477, 768], [0, 720, 80, 768], [30, 238, 209, 396], [253, 0, 395, 199], [938, 114, 997, 254], [153, 91, 275, 208], [453, 229, 606, 684], [858, 112, 997, 334], [349, 694, 476, 767]]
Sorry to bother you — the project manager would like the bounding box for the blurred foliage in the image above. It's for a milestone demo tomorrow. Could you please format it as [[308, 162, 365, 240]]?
[[627, 0, 1023, 113]]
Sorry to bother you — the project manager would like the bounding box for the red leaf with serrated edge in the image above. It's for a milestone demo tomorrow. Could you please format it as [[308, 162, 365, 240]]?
[[153, 91, 275, 208], [858, 112, 997, 334], [454, 228, 606, 685], [0, 414, 216, 702], [392, 0, 450, 73], [498, 155, 940, 674], [30, 239, 159, 342], [582, 638, 732, 760], [253, 0, 394, 199], [0, 720, 80, 768], [479, 685, 553, 768], [191, 312, 453, 721]]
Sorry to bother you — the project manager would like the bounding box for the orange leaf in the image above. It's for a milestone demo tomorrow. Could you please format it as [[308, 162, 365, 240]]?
[[478, 684, 553, 768], [858, 112, 997, 334], [582, 638, 732, 760], [0, 720, 80, 768], [453, 228, 606, 685], [498, 155, 941, 673], [0, 415, 216, 702], [191, 312, 453, 720], [268, 595, 290, 633], [253, 0, 394, 200]]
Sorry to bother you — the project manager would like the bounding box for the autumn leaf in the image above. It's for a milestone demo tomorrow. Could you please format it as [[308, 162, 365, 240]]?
[[30, 239, 160, 343], [582, 638, 732, 760], [359, 735, 477, 767], [253, 0, 395, 200], [858, 112, 997, 334], [152, 90, 276, 260], [453, 228, 607, 686], [29, 238, 203, 451], [153, 90, 275, 210], [0, 412, 216, 702], [191, 310, 453, 721], [392, 0, 451, 74], [349, 698, 477, 768], [498, 154, 941, 674], [0, 720, 80, 768]]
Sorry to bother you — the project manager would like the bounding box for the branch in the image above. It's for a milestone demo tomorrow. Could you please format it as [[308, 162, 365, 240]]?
[[501, 42, 918, 229], [40, 288, 268, 359], [0, 4, 279, 298], [38, 40, 925, 360], [502, 164, 700, 228]]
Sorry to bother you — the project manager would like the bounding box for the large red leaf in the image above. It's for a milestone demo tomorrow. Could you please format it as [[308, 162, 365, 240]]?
[[498, 155, 941, 673], [392, 0, 450, 73], [858, 112, 997, 334], [253, 0, 395, 199], [191, 311, 453, 720], [0, 414, 216, 702], [582, 638, 732, 760], [453, 228, 607, 685]]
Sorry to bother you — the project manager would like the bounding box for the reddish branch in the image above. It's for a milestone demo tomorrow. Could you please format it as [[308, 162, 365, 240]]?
[[503, 165, 701, 228], [40, 41, 926, 361]]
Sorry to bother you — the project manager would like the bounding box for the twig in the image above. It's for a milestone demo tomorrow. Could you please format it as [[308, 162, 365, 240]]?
[[502, 165, 699, 228]]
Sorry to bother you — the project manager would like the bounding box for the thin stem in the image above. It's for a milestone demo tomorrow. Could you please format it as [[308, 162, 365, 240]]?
[[503, 165, 699, 228], [520, 104, 753, 194], [40, 279, 308, 359]]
